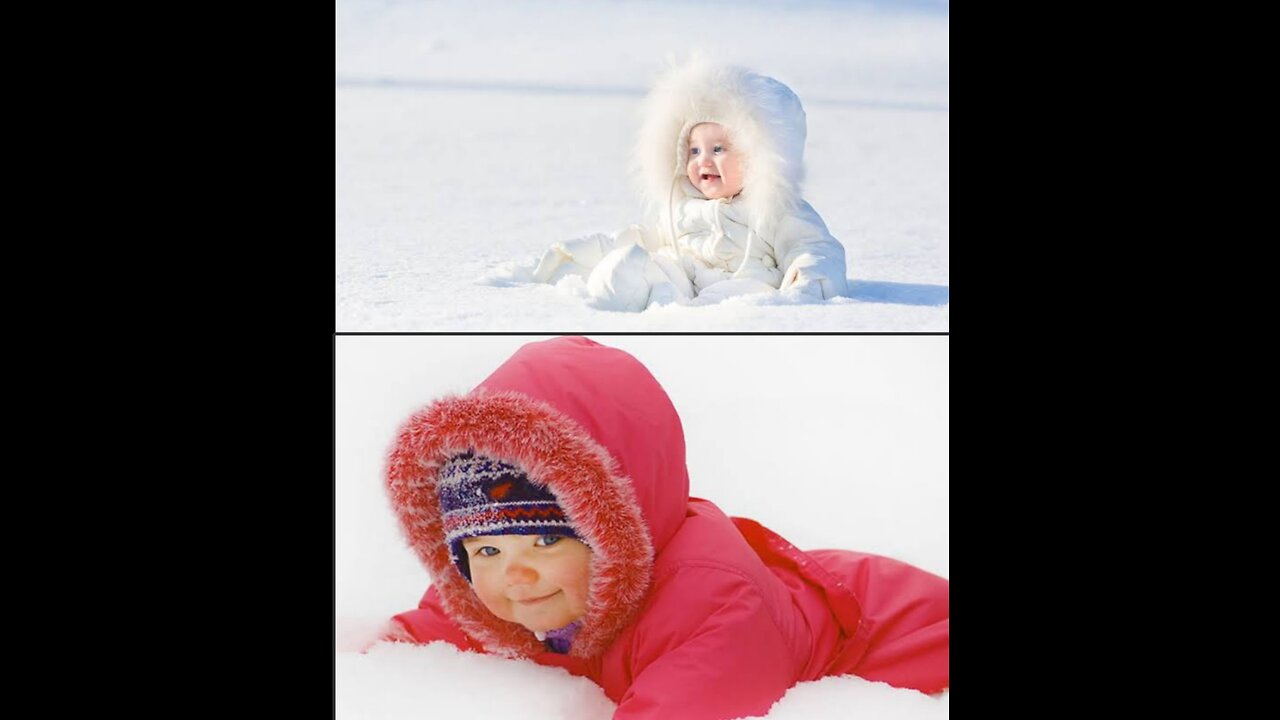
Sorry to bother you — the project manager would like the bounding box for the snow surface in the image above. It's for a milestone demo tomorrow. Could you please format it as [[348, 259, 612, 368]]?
[[336, 334, 948, 718], [336, 0, 949, 331]]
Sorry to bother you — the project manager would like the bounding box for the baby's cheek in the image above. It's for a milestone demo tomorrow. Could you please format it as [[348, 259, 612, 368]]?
[[574, 568, 592, 598], [565, 566, 593, 611], [472, 577, 510, 619]]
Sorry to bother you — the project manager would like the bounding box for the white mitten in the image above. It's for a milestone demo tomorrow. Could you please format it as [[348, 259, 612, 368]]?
[[532, 232, 623, 284], [532, 245, 572, 284], [780, 253, 833, 300]]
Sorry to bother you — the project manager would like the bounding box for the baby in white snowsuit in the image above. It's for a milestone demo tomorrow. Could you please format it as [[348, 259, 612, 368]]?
[[533, 58, 850, 311]]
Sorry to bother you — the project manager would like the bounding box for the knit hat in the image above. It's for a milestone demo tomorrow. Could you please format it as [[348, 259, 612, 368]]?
[[438, 450, 580, 582]]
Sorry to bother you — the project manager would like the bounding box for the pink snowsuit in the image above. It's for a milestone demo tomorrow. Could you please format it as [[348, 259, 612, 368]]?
[[386, 337, 948, 719]]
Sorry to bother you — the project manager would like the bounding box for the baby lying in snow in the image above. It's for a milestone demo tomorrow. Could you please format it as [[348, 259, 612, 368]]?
[[532, 58, 850, 312], [382, 337, 949, 719]]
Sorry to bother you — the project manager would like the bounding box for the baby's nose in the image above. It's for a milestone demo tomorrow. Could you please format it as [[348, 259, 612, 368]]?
[[506, 562, 538, 584]]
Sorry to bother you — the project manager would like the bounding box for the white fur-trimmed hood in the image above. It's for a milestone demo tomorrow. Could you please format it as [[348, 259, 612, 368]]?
[[633, 57, 808, 238]]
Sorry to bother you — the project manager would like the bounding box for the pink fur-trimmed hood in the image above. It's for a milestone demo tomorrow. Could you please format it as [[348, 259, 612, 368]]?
[[385, 337, 690, 659]]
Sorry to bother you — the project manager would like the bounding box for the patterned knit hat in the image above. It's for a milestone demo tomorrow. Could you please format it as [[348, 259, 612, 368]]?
[[438, 450, 580, 582]]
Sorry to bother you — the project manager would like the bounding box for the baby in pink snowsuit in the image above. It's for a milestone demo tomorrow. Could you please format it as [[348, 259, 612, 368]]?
[[384, 337, 947, 719]]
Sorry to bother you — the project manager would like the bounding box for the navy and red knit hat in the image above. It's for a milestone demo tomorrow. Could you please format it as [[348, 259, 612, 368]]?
[[438, 450, 580, 582]]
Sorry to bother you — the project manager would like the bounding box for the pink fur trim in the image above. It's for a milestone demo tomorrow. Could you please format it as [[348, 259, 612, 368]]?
[[385, 390, 655, 658]]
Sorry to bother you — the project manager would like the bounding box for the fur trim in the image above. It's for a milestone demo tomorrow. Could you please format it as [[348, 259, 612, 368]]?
[[633, 55, 807, 239], [385, 390, 655, 659]]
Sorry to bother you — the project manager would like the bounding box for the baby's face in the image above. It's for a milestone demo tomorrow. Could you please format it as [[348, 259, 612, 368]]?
[[462, 533, 592, 633], [686, 122, 744, 200]]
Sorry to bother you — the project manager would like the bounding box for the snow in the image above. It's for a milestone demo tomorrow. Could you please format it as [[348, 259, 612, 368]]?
[[336, 0, 949, 331], [336, 334, 948, 718], [338, 643, 948, 720]]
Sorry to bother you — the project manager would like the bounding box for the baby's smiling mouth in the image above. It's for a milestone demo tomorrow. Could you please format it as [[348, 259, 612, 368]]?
[[514, 592, 559, 605], [701, 173, 721, 181]]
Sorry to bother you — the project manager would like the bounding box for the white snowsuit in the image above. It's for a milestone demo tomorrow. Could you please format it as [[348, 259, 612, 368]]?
[[534, 59, 850, 311]]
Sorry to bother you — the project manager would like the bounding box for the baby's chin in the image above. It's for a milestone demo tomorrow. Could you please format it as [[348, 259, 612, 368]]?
[[520, 614, 577, 633], [513, 600, 582, 632]]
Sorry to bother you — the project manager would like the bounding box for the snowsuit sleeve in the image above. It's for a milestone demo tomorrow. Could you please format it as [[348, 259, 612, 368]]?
[[389, 585, 485, 653], [614, 566, 797, 720], [773, 202, 850, 300]]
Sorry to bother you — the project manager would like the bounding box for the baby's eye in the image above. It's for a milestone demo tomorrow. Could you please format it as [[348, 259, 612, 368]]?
[[713, 145, 725, 154], [690, 147, 700, 156], [473, 546, 499, 557], [535, 535, 562, 547]]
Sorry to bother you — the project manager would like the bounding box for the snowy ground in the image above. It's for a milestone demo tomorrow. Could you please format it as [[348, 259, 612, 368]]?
[[336, 0, 949, 331], [336, 334, 949, 718]]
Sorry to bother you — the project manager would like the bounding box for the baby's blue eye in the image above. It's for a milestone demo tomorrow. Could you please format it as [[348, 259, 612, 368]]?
[[714, 145, 724, 154], [690, 147, 700, 156], [536, 535, 562, 547], [473, 546, 499, 557]]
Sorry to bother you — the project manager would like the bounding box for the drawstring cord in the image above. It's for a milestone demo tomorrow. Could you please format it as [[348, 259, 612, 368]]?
[[730, 201, 757, 278], [667, 176, 679, 251], [670, 175, 758, 279], [715, 195, 755, 277]]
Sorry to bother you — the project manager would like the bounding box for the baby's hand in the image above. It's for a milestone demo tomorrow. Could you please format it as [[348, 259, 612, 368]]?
[[532, 246, 572, 284], [780, 255, 827, 300], [368, 619, 418, 651]]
